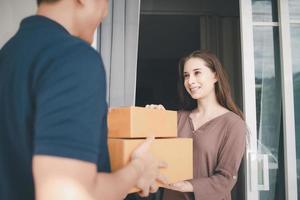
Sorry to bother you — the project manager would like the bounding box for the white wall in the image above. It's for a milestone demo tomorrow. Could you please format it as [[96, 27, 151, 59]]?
[[0, 0, 36, 48]]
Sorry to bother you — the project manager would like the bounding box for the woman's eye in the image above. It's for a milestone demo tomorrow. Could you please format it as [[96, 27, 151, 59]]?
[[195, 71, 201, 75], [184, 74, 189, 79]]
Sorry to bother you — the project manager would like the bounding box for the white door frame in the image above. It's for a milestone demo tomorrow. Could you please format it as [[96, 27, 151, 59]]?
[[240, 0, 298, 199], [278, 0, 298, 199], [239, 0, 259, 199]]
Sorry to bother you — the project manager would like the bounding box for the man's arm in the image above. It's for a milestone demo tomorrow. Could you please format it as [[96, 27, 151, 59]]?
[[33, 138, 168, 200]]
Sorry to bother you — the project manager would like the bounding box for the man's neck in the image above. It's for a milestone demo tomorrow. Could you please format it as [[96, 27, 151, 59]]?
[[37, 3, 79, 37]]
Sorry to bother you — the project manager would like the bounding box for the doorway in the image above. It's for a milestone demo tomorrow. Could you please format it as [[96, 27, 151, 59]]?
[[135, 0, 244, 199]]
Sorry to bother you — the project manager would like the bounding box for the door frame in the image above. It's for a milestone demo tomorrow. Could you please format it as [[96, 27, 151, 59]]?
[[239, 0, 298, 199], [239, 0, 259, 199]]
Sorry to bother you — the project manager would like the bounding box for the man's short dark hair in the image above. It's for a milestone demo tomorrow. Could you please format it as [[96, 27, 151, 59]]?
[[37, 0, 61, 5]]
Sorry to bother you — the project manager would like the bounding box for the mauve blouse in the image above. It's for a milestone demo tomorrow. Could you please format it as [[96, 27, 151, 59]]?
[[163, 110, 246, 200]]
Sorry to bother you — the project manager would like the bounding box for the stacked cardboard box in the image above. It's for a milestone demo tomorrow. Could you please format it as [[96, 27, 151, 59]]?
[[107, 106, 193, 193]]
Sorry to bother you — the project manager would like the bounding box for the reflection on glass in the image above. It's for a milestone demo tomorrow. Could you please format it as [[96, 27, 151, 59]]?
[[253, 26, 285, 200], [291, 25, 300, 198], [252, 0, 278, 22], [289, 0, 300, 21]]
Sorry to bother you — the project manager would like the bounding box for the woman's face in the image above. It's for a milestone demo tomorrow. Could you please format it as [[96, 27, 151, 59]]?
[[183, 57, 217, 100]]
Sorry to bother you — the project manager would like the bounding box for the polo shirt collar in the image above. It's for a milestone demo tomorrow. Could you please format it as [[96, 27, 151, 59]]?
[[20, 15, 70, 35]]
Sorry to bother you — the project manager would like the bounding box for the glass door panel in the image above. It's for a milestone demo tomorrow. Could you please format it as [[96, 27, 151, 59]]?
[[252, 0, 278, 22], [290, 25, 300, 198], [289, 0, 300, 21], [253, 26, 285, 200]]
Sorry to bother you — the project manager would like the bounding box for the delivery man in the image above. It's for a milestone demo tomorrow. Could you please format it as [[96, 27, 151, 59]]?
[[0, 0, 167, 199]]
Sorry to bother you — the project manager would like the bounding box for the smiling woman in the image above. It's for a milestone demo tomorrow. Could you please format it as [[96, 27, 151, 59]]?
[[141, 50, 247, 200], [159, 50, 247, 200]]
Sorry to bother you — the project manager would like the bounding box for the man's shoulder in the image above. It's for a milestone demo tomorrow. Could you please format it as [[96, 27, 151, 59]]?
[[59, 39, 103, 75], [36, 36, 103, 77], [50, 36, 101, 63], [39, 39, 104, 82], [1, 22, 101, 68]]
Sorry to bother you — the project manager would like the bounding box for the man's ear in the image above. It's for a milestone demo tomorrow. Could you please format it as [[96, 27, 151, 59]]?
[[76, 0, 86, 6]]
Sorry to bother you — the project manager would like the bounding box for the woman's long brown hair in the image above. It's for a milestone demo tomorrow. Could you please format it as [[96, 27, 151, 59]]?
[[178, 50, 244, 120]]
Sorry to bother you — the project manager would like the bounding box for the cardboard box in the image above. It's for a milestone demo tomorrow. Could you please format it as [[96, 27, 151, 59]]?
[[108, 138, 193, 192], [107, 106, 177, 138]]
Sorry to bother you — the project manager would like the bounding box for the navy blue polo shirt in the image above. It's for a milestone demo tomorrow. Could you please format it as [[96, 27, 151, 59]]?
[[0, 15, 110, 200]]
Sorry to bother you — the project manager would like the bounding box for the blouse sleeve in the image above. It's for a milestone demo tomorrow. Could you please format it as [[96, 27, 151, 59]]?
[[177, 110, 183, 124], [189, 120, 246, 199]]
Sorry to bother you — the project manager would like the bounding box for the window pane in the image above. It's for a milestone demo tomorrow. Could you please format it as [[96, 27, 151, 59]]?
[[291, 25, 300, 198], [253, 26, 285, 200], [289, 0, 300, 21], [252, 0, 278, 22]]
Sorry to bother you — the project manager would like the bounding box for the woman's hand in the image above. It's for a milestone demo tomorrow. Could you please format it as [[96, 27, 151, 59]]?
[[145, 104, 165, 110], [166, 181, 193, 192]]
